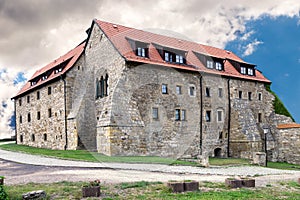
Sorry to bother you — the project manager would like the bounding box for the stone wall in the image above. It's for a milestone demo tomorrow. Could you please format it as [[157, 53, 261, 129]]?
[[15, 80, 67, 149]]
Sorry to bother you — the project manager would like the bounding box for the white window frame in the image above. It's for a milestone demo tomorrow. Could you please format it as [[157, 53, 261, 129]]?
[[181, 109, 186, 121], [207, 60, 213, 69], [189, 85, 196, 97], [162, 84, 168, 94], [248, 68, 254, 76], [216, 62, 222, 70], [175, 109, 181, 121], [176, 85, 182, 95], [241, 66, 246, 74]]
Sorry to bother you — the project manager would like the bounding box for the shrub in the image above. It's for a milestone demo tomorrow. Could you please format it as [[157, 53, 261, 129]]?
[[0, 186, 9, 200]]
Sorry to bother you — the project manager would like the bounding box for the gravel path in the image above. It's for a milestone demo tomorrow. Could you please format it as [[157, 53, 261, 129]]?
[[0, 148, 299, 187]]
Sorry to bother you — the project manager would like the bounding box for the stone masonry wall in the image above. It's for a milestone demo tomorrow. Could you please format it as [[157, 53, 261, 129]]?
[[16, 80, 66, 149]]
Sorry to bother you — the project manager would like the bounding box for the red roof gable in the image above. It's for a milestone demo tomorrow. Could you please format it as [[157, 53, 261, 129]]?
[[13, 42, 85, 99], [95, 19, 270, 83]]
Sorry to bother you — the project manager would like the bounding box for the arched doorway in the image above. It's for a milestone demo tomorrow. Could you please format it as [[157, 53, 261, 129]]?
[[214, 148, 222, 158]]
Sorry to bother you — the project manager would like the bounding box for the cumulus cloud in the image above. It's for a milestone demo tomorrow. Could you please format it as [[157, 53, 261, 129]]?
[[1, 0, 300, 138]]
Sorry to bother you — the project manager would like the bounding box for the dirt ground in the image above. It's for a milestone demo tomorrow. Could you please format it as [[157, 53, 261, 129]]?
[[1, 159, 299, 187]]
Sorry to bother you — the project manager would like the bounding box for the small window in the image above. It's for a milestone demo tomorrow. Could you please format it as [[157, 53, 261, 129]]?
[[258, 93, 262, 101], [176, 54, 184, 64], [27, 113, 31, 122], [207, 60, 213, 69], [241, 67, 246, 74], [137, 47, 146, 57], [42, 75, 48, 81], [48, 86, 52, 95], [205, 87, 210, 97], [175, 109, 181, 121], [152, 108, 158, 119], [43, 134, 47, 141], [258, 113, 262, 123], [176, 85, 182, 95], [238, 91, 243, 99], [248, 92, 252, 101], [189, 86, 195, 96], [162, 84, 168, 94], [218, 88, 223, 98], [164, 52, 173, 62], [19, 116, 22, 124], [31, 134, 35, 142], [205, 111, 211, 122], [20, 135, 23, 143], [217, 110, 223, 122], [37, 111, 41, 120], [48, 108, 52, 118], [216, 62, 222, 70], [219, 131, 223, 140], [37, 91, 40, 100], [248, 68, 254, 76], [19, 99, 22, 106], [181, 110, 186, 121], [27, 95, 30, 103], [78, 66, 81, 70]]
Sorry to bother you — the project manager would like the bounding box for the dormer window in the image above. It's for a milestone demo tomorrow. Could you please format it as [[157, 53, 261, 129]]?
[[241, 67, 246, 74], [207, 60, 213, 69], [248, 68, 254, 76], [31, 81, 37, 86], [137, 47, 146, 57], [216, 62, 222, 70], [127, 38, 149, 58], [55, 68, 63, 74], [42, 75, 48, 81], [164, 50, 185, 64], [176, 55, 184, 64]]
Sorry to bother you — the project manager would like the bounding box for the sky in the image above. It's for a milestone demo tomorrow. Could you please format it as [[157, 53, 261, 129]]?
[[1, 0, 300, 139]]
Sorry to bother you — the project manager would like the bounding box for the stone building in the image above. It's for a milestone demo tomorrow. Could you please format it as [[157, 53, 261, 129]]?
[[12, 19, 298, 164]]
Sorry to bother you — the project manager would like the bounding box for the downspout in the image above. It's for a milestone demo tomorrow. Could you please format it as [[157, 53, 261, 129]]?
[[227, 78, 231, 157], [61, 75, 68, 150], [14, 99, 17, 144], [199, 74, 203, 155]]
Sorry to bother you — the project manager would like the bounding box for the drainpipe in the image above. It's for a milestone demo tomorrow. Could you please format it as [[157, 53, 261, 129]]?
[[227, 78, 231, 157], [61, 75, 68, 150], [14, 99, 17, 144], [199, 74, 203, 154]]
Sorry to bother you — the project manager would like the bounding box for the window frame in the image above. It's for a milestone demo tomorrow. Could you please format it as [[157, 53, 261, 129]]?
[[205, 110, 211, 122], [241, 66, 246, 74], [152, 107, 159, 120], [218, 88, 223, 98], [176, 85, 182, 95], [162, 84, 168, 94], [175, 109, 181, 121], [217, 110, 223, 122], [238, 91, 243, 99], [189, 85, 195, 96], [48, 86, 52, 95], [205, 87, 210, 97]]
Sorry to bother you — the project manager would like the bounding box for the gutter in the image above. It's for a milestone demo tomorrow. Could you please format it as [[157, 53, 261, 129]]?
[[61, 75, 68, 150], [227, 78, 231, 157]]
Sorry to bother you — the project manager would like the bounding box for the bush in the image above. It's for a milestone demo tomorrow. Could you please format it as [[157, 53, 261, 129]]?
[[0, 186, 9, 200]]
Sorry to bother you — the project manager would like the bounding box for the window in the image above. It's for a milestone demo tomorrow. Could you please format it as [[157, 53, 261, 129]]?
[[205, 111, 211, 122], [137, 47, 146, 57], [162, 84, 168, 94], [42, 75, 47, 81], [218, 88, 223, 98], [189, 86, 195, 96], [248, 68, 254, 76], [19, 99, 22, 106], [238, 91, 243, 99], [176, 85, 182, 95], [96, 74, 109, 98], [217, 110, 223, 122], [152, 108, 158, 119], [216, 62, 222, 70], [219, 131, 223, 140], [175, 109, 181, 121], [258, 113, 262, 123], [37, 111, 41, 120], [27, 113, 31, 122], [43, 134, 47, 141], [37, 91, 40, 100], [48, 86, 51, 95], [258, 93, 262, 101], [181, 110, 186, 121], [20, 135, 23, 143], [31, 134, 35, 142], [164, 52, 173, 62], [27, 95, 30, 103], [248, 92, 252, 100], [48, 108, 52, 118], [207, 60, 213, 69], [205, 87, 210, 97], [19, 116, 22, 124], [55, 68, 63, 74], [176, 54, 184, 63], [241, 67, 246, 74], [31, 81, 37, 86]]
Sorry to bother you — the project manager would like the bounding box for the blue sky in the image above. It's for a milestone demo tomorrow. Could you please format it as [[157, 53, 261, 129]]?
[[226, 16, 300, 122]]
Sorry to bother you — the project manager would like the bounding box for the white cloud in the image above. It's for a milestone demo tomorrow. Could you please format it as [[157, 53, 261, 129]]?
[[1, 0, 300, 138], [243, 39, 264, 56]]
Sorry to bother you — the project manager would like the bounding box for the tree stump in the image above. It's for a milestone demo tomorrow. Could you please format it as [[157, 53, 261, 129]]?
[[225, 178, 243, 188], [82, 186, 101, 198], [167, 182, 184, 193]]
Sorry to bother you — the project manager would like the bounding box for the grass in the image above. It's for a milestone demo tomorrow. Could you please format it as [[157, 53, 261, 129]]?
[[0, 143, 197, 166], [3, 180, 300, 199], [267, 161, 300, 170], [209, 157, 250, 166]]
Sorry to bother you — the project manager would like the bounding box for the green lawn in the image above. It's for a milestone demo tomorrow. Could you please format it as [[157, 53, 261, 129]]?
[[3, 180, 300, 200]]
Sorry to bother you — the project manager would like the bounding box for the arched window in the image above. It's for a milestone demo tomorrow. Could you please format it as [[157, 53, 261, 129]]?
[[96, 74, 109, 99]]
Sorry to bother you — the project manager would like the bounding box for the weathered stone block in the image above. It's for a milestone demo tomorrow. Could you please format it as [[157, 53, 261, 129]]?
[[167, 182, 184, 193], [184, 181, 199, 191], [82, 186, 101, 198], [241, 178, 255, 187], [22, 190, 46, 200], [225, 178, 243, 188], [252, 152, 266, 166]]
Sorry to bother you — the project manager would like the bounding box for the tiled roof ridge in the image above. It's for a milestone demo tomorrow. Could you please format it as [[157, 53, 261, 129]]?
[[277, 123, 300, 129]]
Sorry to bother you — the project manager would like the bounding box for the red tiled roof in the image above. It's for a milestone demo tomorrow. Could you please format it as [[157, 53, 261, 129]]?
[[12, 42, 85, 99], [277, 123, 300, 129], [95, 19, 270, 83]]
